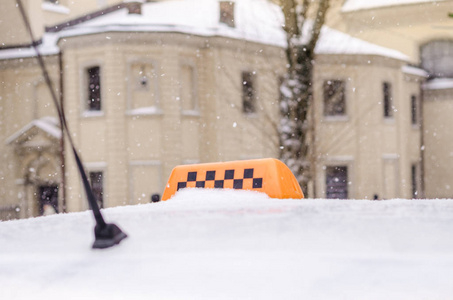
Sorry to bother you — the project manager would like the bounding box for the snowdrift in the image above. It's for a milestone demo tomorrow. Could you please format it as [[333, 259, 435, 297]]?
[[1, 189, 453, 299]]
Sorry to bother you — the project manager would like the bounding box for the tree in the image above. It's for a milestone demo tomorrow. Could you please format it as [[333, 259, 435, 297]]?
[[278, 0, 330, 196]]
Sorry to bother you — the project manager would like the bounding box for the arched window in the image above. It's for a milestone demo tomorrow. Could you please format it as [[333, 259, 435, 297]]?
[[420, 40, 453, 78]]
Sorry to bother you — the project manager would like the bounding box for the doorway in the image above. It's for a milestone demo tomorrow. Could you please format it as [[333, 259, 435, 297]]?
[[38, 185, 59, 215]]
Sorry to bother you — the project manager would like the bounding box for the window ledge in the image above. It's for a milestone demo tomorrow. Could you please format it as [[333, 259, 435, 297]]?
[[323, 115, 349, 122], [82, 111, 104, 118], [243, 112, 258, 118], [126, 107, 163, 116], [383, 117, 395, 124], [181, 110, 200, 117]]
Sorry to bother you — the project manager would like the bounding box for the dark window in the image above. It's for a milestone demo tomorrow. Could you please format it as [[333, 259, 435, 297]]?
[[87, 66, 101, 111], [411, 95, 418, 125], [326, 166, 348, 199], [323, 80, 346, 116], [242, 72, 256, 114], [89, 171, 104, 209], [411, 164, 419, 199], [383, 82, 393, 118], [219, 1, 235, 27]]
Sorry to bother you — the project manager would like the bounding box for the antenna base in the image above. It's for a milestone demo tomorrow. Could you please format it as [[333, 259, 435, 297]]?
[[92, 223, 128, 249]]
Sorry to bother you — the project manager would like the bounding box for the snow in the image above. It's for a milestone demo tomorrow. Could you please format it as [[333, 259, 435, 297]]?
[[58, 0, 287, 48], [0, 0, 410, 62], [42, 2, 70, 15], [402, 65, 429, 78], [342, 0, 447, 12], [5, 117, 61, 144], [1, 188, 453, 299], [308, 23, 409, 61], [423, 78, 453, 90]]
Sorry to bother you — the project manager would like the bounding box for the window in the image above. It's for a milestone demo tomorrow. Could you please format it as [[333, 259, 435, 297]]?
[[326, 166, 348, 199], [89, 171, 104, 209], [323, 80, 346, 117], [180, 63, 197, 112], [421, 40, 453, 78], [242, 71, 256, 114], [411, 95, 418, 126], [219, 1, 235, 27], [86, 66, 101, 111], [411, 164, 418, 199], [129, 62, 158, 111], [383, 82, 393, 118]]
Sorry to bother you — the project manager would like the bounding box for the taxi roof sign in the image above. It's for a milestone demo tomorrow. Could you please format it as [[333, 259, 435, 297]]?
[[162, 158, 304, 200]]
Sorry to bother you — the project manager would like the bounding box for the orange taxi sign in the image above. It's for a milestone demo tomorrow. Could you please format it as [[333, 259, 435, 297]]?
[[162, 158, 304, 200]]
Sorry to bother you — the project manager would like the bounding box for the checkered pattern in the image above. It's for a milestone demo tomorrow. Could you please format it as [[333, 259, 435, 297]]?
[[177, 168, 263, 191]]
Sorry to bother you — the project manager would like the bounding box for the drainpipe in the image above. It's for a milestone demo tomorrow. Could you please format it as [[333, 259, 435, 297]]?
[[58, 51, 66, 213]]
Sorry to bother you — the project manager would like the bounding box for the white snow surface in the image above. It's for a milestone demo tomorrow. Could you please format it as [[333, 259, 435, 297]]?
[[342, 0, 447, 12], [423, 78, 453, 90], [0, 0, 409, 62], [1, 188, 453, 299]]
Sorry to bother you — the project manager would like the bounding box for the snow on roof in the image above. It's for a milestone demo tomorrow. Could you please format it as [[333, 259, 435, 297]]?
[[5, 117, 61, 145], [423, 78, 453, 90], [342, 0, 447, 12], [402, 65, 429, 77], [0, 32, 60, 60], [60, 0, 287, 48], [1, 188, 453, 299], [0, 0, 408, 62], [307, 22, 409, 61]]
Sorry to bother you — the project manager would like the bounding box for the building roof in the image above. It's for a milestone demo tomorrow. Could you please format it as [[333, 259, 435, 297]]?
[[313, 25, 409, 61], [0, 0, 408, 62], [342, 0, 448, 12], [5, 117, 61, 145]]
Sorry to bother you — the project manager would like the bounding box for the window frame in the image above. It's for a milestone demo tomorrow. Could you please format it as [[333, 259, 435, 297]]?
[[80, 62, 104, 118], [242, 71, 257, 115], [383, 81, 394, 119], [410, 94, 420, 127], [322, 79, 347, 120], [126, 58, 162, 116], [325, 165, 349, 199], [219, 1, 235, 28], [179, 59, 199, 116]]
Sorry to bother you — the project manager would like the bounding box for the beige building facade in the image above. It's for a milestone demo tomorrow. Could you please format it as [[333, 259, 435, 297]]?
[[1, 0, 453, 220]]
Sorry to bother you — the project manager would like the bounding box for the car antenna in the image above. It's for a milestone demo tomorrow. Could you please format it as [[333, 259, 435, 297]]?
[[16, 0, 127, 249]]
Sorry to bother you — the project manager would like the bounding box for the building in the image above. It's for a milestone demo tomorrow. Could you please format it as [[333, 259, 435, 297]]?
[[0, 0, 452, 220], [0, 0, 285, 219]]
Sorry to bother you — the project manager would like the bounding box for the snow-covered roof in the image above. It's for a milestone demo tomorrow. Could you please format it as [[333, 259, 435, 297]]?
[[5, 117, 61, 145], [0, 0, 407, 62], [342, 0, 447, 12], [423, 78, 453, 90], [57, 0, 287, 47], [304, 22, 409, 62], [1, 188, 453, 299], [402, 65, 429, 77]]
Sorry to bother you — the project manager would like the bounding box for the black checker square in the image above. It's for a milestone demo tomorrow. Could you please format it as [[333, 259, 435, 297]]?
[[224, 169, 235, 180], [233, 179, 243, 189], [253, 178, 263, 189], [187, 172, 197, 182], [196, 181, 205, 188], [206, 170, 216, 181], [177, 182, 187, 191], [244, 168, 254, 178], [214, 180, 224, 188]]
